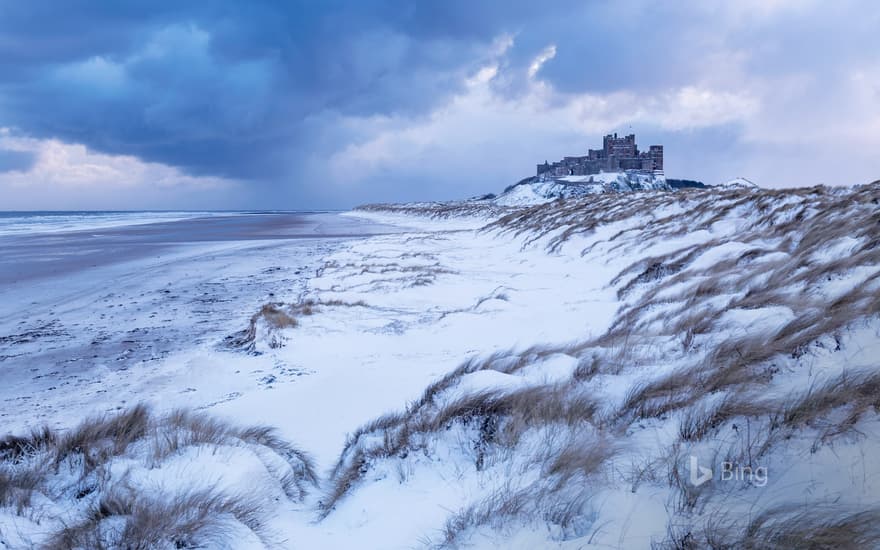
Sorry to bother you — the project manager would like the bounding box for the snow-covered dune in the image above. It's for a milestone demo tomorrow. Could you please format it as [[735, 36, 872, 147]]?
[[3, 183, 879, 548], [328, 183, 880, 548], [495, 172, 670, 206]]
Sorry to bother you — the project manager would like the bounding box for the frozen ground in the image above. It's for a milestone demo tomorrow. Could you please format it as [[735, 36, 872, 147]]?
[[2, 184, 880, 548]]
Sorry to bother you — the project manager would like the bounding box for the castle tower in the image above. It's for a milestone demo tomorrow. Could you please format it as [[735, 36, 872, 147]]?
[[648, 145, 663, 172]]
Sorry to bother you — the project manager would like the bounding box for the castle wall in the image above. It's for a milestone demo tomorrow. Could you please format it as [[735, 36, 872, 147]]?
[[538, 134, 663, 176]]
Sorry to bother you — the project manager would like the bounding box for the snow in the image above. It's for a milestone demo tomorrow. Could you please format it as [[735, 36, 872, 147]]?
[[3, 182, 880, 548], [492, 182, 554, 206], [716, 176, 759, 188], [494, 171, 669, 205]]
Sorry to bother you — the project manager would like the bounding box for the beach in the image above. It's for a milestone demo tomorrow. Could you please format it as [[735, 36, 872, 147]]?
[[0, 212, 401, 431]]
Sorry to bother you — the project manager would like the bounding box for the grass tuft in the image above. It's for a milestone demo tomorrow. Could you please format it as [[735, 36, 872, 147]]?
[[0, 404, 317, 547]]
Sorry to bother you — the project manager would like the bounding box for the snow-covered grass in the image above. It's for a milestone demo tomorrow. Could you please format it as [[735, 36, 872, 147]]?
[[0, 404, 316, 548], [3, 182, 880, 548], [324, 183, 880, 548]]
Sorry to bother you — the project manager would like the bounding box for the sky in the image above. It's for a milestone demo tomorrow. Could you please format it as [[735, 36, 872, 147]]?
[[0, 0, 878, 210]]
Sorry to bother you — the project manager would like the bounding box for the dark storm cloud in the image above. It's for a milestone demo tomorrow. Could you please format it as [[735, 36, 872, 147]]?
[[0, 0, 578, 183]]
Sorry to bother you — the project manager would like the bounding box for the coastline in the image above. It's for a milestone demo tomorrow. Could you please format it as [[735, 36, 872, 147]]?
[[0, 212, 402, 432]]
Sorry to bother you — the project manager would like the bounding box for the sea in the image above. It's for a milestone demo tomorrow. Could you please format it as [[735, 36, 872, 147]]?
[[0, 210, 308, 237]]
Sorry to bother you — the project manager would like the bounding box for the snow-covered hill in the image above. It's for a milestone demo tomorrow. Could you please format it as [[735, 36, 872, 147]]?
[[715, 176, 759, 189], [3, 182, 879, 548], [495, 172, 670, 206]]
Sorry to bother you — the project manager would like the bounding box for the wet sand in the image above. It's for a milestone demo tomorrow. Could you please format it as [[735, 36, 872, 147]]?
[[0, 212, 399, 285]]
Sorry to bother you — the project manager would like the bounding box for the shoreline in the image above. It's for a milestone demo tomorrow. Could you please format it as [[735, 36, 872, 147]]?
[[0, 212, 403, 433], [0, 212, 401, 285]]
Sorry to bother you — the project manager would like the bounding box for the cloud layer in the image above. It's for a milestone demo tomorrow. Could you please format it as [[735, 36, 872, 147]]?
[[0, 1, 878, 208]]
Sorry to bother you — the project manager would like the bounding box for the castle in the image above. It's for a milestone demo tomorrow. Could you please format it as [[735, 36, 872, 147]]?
[[537, 133, 663, 178]]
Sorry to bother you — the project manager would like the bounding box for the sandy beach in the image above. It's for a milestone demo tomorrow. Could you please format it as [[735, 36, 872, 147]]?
[[0, 212, 402, 430]]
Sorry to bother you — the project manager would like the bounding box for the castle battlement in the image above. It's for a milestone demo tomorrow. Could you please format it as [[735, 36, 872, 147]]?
[[538, 133, 663, 178]]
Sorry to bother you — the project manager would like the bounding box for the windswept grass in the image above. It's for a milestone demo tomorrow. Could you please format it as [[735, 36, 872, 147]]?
[[656, 506, 880, 549], [435, 436, 614, 548], [45, 485, 267, 550], [0, 404, 316, 548], [323, 377, 600, 516], [331, 182, 880, 546], [782, 370, 880, 446], [226, 298, 371, 351], [356, 200, 511, 220]]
